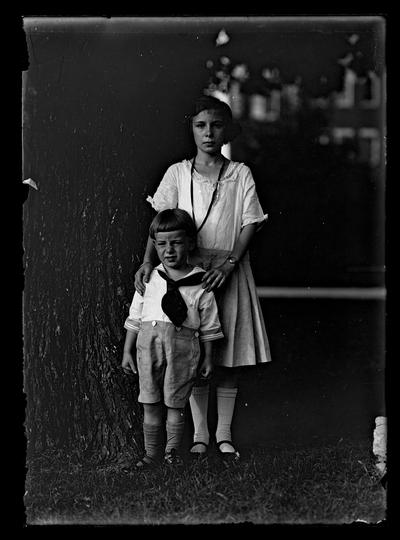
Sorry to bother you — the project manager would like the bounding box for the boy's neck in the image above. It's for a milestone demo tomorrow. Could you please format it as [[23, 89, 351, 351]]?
[[162, 263, 194, 280]]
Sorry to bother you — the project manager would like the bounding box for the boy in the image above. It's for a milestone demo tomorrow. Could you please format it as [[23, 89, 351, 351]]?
[[122, 209, 223, 468]]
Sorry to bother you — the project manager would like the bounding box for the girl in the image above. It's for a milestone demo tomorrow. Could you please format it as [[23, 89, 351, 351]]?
[[135, 95, 272, 460]]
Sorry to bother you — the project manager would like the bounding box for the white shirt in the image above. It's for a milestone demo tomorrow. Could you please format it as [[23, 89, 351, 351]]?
[[146, 159, 268, 251], [124, 264, 224, 342]]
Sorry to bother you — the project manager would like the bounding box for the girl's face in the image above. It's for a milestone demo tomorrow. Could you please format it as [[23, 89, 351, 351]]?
[[191, 109, 227, 155]]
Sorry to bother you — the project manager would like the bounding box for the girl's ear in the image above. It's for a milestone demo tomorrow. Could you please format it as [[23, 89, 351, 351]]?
[[188, 237, 196, 252], [224, 121, 242, 143]]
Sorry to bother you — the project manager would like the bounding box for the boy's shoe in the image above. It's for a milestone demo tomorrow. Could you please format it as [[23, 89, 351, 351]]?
[[164, 448, 183, 465], [135, 454, 161, 470]]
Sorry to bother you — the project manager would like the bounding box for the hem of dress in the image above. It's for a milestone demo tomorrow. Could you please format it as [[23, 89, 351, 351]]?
[[214, 358, 272, 368]]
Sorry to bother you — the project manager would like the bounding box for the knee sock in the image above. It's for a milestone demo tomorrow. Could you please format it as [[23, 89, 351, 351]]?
[[142, 422, 163, 463], [216, 387, 238, 449], [189, 385, 210, 450], [165, 420, 185, 453]]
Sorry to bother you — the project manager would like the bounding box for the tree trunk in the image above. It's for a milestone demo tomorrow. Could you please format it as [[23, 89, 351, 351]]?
[[22, 31, 157, 461], [23, 142, 151, 459]]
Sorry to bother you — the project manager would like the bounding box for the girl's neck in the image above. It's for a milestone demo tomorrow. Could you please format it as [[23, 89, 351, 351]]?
[[195, 151, 224, 167]]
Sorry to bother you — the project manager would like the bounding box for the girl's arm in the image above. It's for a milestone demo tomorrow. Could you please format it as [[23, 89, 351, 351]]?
[[202, 222, 258, 292], [134, 236, 159, 295]]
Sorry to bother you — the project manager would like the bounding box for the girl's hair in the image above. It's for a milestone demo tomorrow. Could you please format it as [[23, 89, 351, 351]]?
[[191, 95, 233, 122], [188, 95, 241, 143], [149, 208, 197, 240]]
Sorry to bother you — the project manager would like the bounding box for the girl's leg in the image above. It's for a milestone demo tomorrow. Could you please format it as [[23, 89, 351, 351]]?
[[165, 407, 185, 462], [216, 367, 239, 453], [189, 382, 210, 453], [140, 402, 164, 466]]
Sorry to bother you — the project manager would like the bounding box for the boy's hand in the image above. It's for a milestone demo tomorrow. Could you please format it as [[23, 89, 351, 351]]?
[[134, 262, 153, 295], [121, 351, 137, 376], [199, 358, 213, 381]]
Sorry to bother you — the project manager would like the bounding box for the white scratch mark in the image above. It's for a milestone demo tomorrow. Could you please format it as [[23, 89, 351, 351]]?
[[216, 29, 230, 47], [23, 178, 38, 190]]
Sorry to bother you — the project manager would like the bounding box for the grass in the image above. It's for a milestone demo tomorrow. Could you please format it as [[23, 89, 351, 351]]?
[[24, 439, 386, 526]]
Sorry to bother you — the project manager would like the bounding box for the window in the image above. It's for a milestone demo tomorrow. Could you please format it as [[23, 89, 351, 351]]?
[[332, 127, 355, 143], [358, 128, 381, 166], [334, 68, 357, 109], [360, 71, 381, 109]]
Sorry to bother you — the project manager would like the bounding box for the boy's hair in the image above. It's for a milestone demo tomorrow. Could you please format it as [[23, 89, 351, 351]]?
[[187, 95, 241, 143], [149, 208, 197, 240]]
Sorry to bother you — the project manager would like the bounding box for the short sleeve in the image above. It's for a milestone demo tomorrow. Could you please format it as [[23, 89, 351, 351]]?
[[198, 291, 224, 342], [124, 291, 144, 333], [146, 164, 179, 212], [241, 167, 268, 229]]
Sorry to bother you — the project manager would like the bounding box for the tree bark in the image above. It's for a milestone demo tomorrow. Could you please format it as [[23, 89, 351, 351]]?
[[22, 45, 154, 460], [23, 153, 150, 460]]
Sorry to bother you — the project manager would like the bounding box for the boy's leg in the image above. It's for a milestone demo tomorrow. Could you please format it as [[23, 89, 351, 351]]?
[[135, 322, 166, 467], [139, 402, 164, 467], [164, 324, 203, 456], [189, 383, 210, 453], [165, 407, 185, 463]]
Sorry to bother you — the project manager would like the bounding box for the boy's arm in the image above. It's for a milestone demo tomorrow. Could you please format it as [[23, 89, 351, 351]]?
[[122, 290, 144, 375], [121, 329, 138, 375], [198, 340, 213, 380], [197, 290, 224, 381]]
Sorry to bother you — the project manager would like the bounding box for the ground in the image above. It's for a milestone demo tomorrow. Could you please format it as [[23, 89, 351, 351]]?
[[24, 438, 386, 526]]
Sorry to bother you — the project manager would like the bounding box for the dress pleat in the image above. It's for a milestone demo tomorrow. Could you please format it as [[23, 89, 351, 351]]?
[[189, 247, 272, 368]]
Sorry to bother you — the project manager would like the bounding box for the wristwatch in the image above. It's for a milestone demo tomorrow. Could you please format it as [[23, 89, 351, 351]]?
[[228, 256, 238, 265]]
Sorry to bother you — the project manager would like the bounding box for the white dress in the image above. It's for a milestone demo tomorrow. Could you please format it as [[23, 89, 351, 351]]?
[[147, 159, 272, 367]]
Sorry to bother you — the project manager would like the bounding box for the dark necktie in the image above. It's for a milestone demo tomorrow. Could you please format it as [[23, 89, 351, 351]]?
[[157, 269, 206, 326]]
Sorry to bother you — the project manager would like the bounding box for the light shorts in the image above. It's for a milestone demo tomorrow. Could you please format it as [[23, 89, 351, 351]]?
[[136, 321, 201, 408]]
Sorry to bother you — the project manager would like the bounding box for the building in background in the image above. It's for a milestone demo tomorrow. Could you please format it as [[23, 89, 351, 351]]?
[[206, 56, 385, 170]]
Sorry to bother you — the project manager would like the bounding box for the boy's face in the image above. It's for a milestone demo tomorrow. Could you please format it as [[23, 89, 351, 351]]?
[[153, 230, 194, 270], [192, 109, 227, 154]]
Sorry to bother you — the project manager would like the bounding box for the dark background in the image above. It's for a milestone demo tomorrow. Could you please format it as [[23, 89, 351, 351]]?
[[21, 16, 385, 456]]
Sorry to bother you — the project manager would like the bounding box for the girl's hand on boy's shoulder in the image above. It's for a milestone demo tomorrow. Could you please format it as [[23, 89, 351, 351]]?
[[121, 351, 138, 376], [201, 262, 235, 292], [134, 262, 153, 295]]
